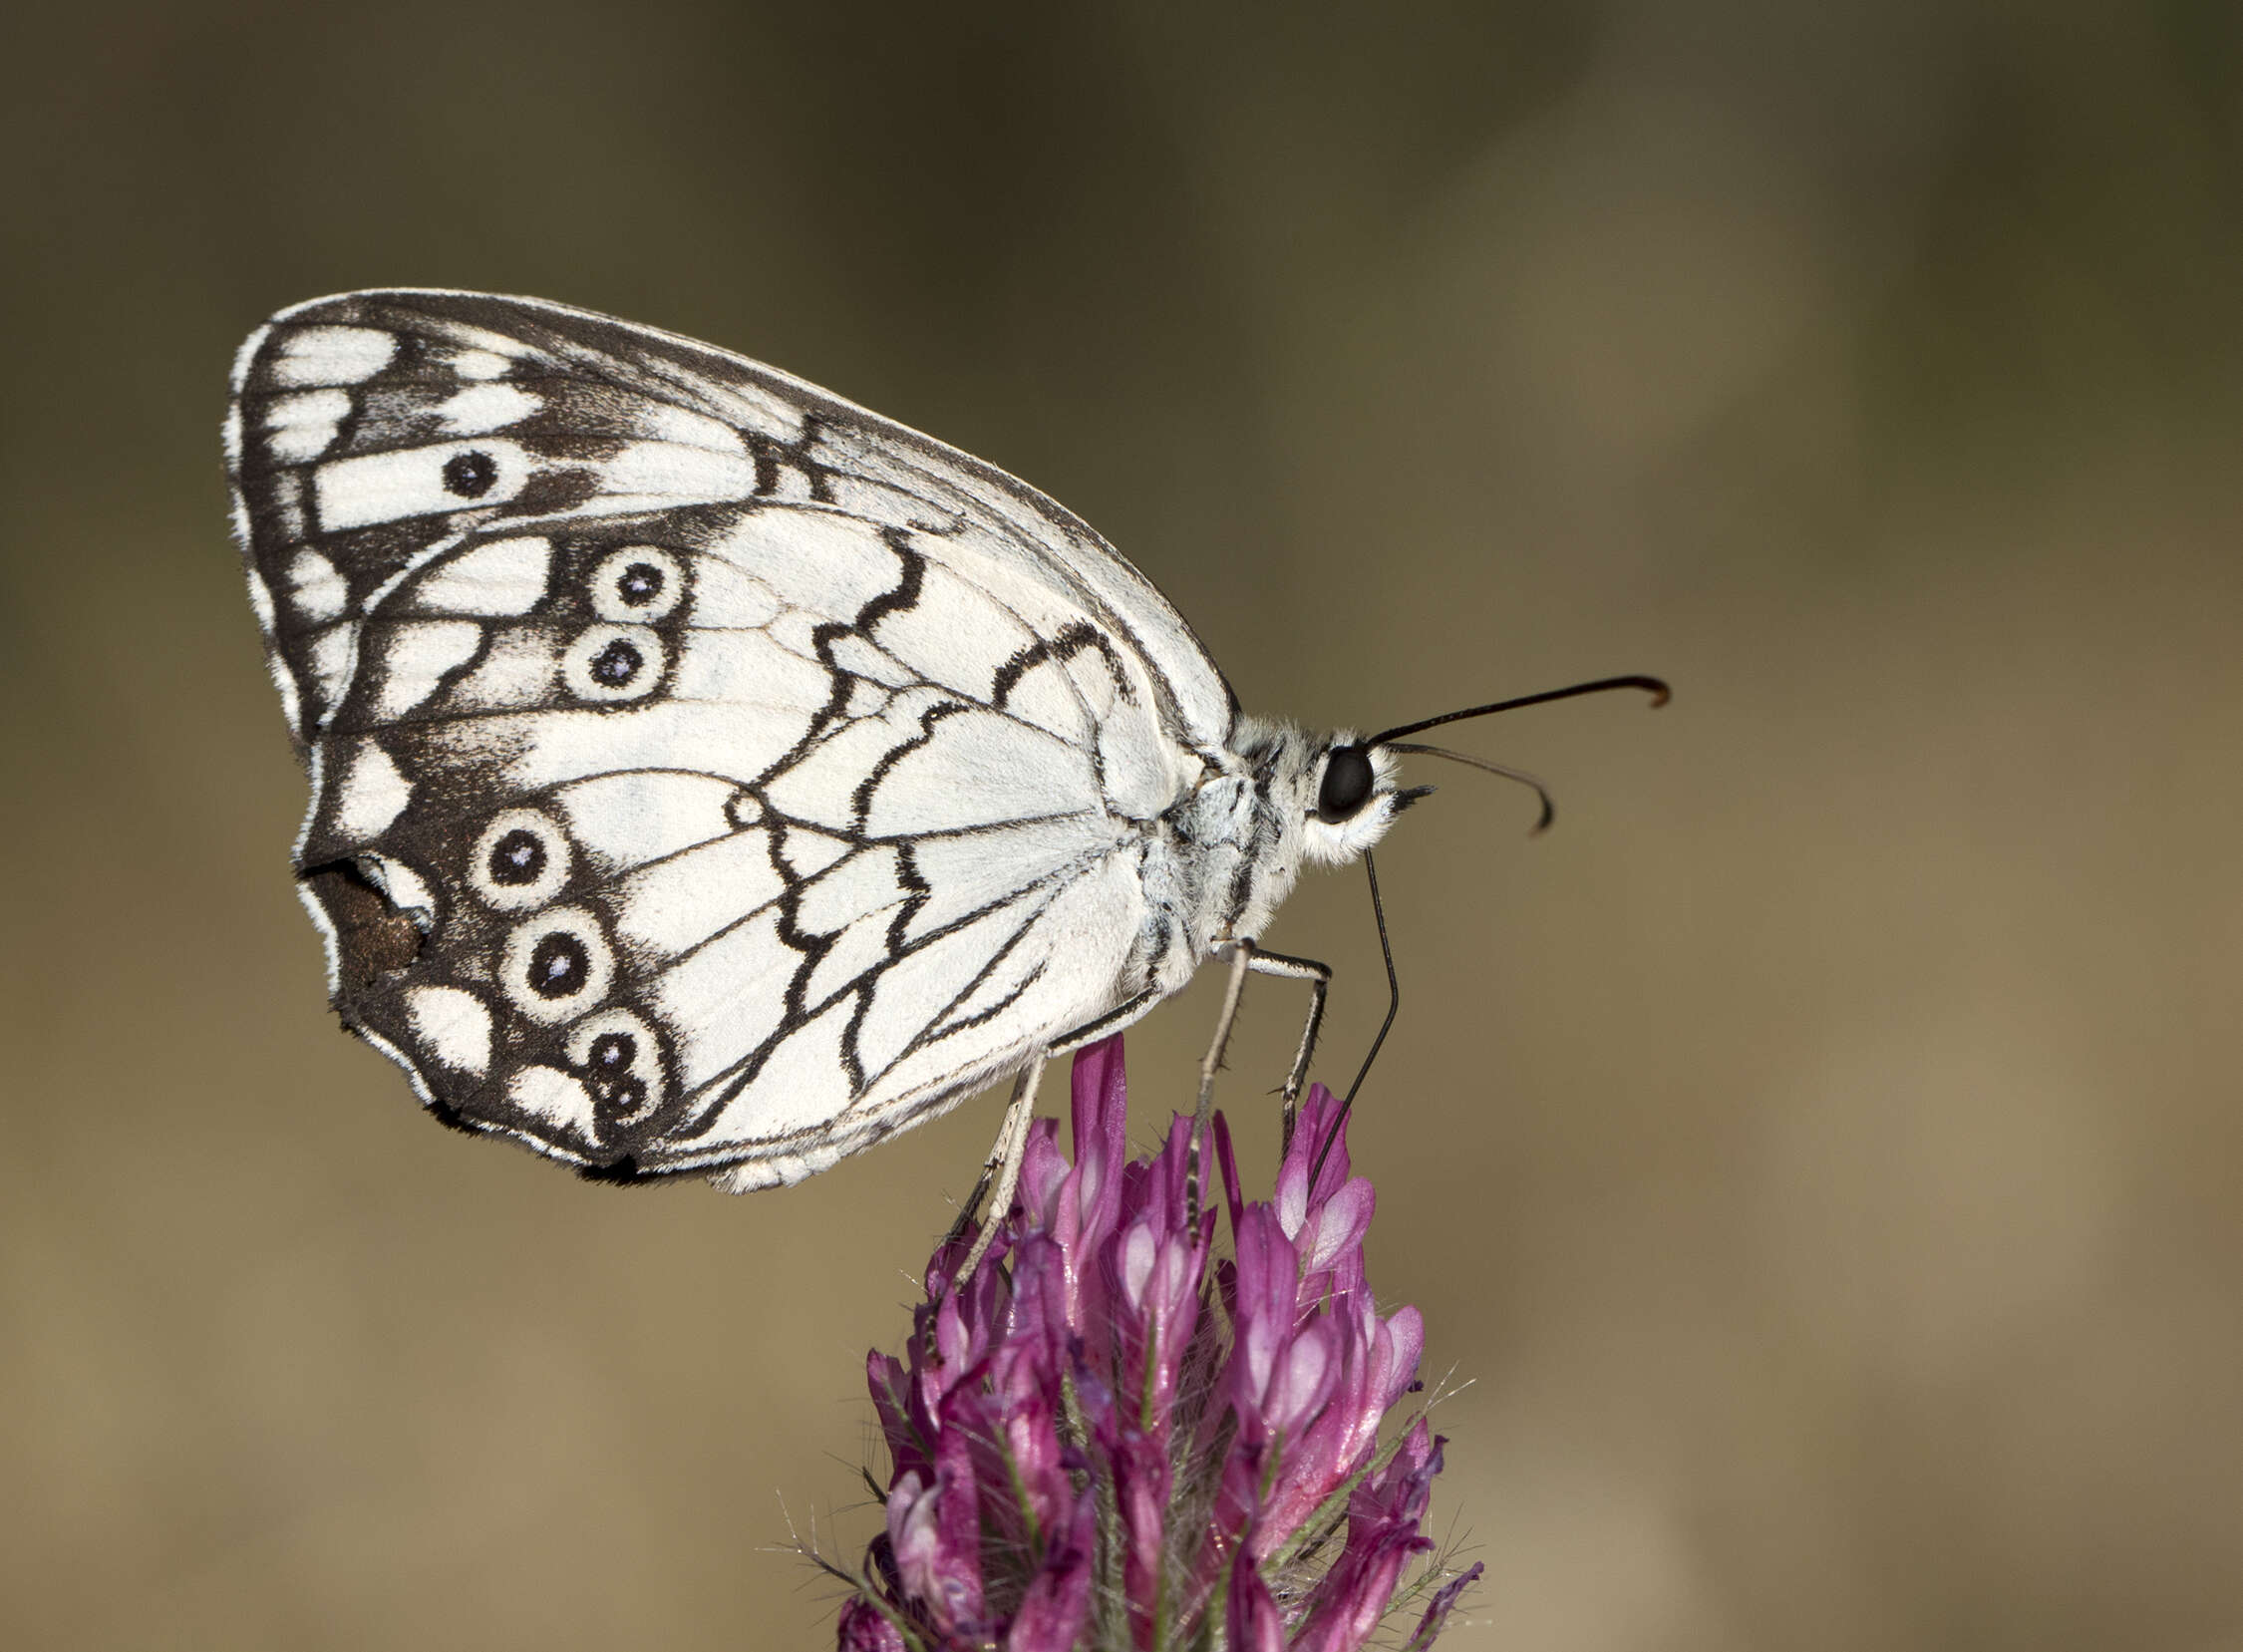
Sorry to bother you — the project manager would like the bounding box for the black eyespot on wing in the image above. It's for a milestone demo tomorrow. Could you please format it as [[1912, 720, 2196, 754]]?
[[596, 1073, 650, 1129], [1316, 746, 1376, 823], [488, 827, 547, 886], [589, 637, 643, 686], [588, 1031, 637, 1073], [617, 561, 663, 607], [527, 931, 590, 998], [443, 450, 497, 498]]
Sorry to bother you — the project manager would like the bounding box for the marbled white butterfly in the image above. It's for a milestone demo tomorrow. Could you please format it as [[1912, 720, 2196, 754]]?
[[226, 290, 1660, 1217]]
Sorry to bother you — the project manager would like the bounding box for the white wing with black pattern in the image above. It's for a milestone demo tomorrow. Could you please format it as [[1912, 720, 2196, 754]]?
[[225, 290, 1248, 1185]]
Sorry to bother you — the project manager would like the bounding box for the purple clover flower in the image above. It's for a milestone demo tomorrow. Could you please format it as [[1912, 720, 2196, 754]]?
[[836, 1036, 1479, 1652]]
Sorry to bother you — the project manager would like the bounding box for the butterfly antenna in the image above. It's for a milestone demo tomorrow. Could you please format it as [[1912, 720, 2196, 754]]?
[[1307, 676, 1667, 1184], [1310, 851, 1398, 1190], [1382, 742, 1557, 833], [1370, 674, 1669, 747]]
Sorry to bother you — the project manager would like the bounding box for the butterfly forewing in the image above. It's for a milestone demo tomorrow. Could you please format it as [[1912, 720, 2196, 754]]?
[[228, 290, 1237, 1183]]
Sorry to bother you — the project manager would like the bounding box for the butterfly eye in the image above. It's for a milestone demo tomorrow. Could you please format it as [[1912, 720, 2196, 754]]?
[[1316, 746, 1376, 824]]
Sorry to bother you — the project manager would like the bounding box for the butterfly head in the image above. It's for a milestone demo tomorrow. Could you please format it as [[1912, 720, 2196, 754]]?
[[1303, 675, 1675, 859], [1300, 736, 1431, 866]]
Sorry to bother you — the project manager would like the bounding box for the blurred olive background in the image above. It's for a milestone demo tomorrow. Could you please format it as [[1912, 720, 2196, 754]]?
[[6, 2, 2242, 1647]]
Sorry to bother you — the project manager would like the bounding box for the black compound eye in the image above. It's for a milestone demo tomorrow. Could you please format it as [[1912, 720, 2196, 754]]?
[[487, 827, 547, 886], [527, 931, 590, 999], [442, 450, 498, 498], [588, 637, 643, 686], [1316, 746, 1376, 824], [616, 562, 664, 607]]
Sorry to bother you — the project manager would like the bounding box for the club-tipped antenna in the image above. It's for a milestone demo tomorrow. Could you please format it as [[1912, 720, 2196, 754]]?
[[1370, 674, 1669, 748], [1383, 742, 1556, 833], [1309, 851, 1397, 1191]]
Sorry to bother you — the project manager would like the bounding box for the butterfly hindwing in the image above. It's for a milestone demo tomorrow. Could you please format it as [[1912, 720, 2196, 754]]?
[[228, 291, 1235, 1181]]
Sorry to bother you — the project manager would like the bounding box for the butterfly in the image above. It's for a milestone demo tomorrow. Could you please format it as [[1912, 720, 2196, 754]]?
[[226, 290, 1661, 1219]]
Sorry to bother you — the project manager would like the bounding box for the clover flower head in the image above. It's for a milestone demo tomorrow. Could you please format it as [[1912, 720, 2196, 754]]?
[[836, 1037, 1478, 1652]]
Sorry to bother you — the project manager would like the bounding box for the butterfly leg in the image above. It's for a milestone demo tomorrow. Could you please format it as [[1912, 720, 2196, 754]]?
[[943, 985, 1166, 1280], [1245, 947, 1332, 1152], [949, 1052, 1047, 1285], [1187, 941, 1257, 1220]]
